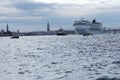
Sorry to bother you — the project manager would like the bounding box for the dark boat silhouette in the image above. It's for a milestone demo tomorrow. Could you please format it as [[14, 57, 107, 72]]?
[[10, 30, 19, 39], [57, 32, 67, 35], [11, 36, 19, 39], [57, 27, 67, 36], [83, 33, 93, 36]]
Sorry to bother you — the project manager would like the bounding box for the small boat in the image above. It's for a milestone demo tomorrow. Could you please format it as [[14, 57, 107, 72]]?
[[57, 27, 67, 36], [11, 36, 19, 39], [10, 30, 20, 39], [57, 32, 67, 36], [83, 33, 93, 36]]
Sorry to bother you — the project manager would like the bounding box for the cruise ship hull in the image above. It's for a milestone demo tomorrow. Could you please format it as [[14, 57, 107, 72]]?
[[75, 29, 88, 35], [75, 29, 102, 35], [73, 19, 103, 35]]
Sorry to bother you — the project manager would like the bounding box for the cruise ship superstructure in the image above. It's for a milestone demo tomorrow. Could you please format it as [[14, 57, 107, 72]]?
[[73, 19, 103, 35]]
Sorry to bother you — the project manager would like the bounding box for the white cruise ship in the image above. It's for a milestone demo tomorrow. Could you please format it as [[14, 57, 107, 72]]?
[[73, 19, 103, 35]]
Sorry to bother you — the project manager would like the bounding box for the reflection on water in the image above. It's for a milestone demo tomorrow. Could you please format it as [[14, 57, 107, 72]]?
[[0, 34, 120, 80]]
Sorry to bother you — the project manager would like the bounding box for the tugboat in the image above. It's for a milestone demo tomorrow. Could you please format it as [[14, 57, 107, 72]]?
[[57, 32, 67, 35], [57, 27, 67, 36], [11, 36, 19, 39]]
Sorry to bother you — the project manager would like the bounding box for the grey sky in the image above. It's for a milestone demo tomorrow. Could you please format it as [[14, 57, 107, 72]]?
[[0, 0, 120, 32]]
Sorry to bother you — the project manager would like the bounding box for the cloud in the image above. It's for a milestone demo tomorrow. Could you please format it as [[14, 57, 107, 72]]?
[[31, 0, 120, 18], [33, 0, 79, 4], [1, 0, 120, 18], [14, 1, 54, 10], [0, 7, 22, 15], [0, 0, 120, 31], [0, 16, 44, 20]]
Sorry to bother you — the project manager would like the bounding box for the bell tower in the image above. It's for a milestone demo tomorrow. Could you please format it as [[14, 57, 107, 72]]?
[[47, 21, 50, 32], [92, 18, 97, 23], [6, 24, 9, 33]]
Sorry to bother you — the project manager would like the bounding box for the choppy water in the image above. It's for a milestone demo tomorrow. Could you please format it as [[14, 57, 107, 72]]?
[[0, 34, 120, 80]]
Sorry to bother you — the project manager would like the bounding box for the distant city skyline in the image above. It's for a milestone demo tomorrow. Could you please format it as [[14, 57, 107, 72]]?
[[0, 0, 120, 32]]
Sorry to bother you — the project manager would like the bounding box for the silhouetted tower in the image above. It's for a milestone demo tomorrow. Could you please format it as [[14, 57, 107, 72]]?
[[17, 29, 19, 34], [6, 24, 9, 33], [92, 18, 97, 23], [47, 22, 50, 32]]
